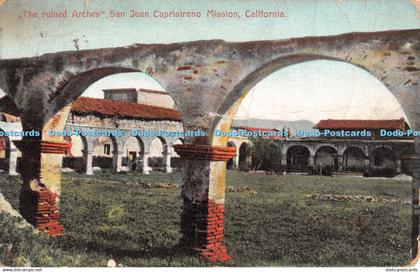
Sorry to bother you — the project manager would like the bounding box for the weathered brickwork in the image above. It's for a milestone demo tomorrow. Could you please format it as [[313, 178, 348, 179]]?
[[19, 185, 64, 235], [180, 198, 230, 262], [0, 29, 419, 263]]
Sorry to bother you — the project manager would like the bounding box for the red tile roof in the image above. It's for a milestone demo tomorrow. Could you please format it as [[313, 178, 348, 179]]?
[[314, 118, 408, 130], [71, 97, 181, 121]]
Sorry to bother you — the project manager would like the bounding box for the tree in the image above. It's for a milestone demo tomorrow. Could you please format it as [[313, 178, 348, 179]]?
[[249, 137, 281, 172]]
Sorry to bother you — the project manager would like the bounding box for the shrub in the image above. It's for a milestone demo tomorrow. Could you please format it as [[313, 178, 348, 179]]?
[[249, 138, 281, 172]]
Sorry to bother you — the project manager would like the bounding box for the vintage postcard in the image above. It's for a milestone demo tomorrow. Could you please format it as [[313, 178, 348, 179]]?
[[0, 0, 420, 271]]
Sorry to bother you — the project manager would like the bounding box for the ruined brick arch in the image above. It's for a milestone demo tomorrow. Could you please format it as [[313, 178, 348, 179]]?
[[45, 67, 183, 129], [213, 55, 412, 144], [208, 53, 418, 263], [2, 29, 419, 264], [45, 67, 138, 123], [218, 55, 371, 122]]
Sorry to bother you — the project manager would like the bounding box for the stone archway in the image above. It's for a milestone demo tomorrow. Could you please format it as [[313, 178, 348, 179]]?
[[6, 68, 184, 238], [0, 29, 419, 263], [371, 147, 397, 177], [122, 136, 144, 172], [343, 146, 367, 172], [210, 54, 419, 263], [286, 145, 311, 172], [147, 136, 167, 172], [315, 146, 339, 172], [62, 134, 88, 174]]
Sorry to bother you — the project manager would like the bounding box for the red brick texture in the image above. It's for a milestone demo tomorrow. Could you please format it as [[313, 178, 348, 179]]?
[[13, 140, 71, 154], [20, 188, 64, 236], [173, 144, 236, 161], [180, 198, 231, 262], [35, 189, 64, 235]]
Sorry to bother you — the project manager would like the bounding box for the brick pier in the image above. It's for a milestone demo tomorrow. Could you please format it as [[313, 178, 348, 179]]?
[[175, 144, 235, 262]]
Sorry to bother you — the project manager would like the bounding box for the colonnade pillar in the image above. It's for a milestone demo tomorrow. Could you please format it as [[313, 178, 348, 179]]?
[[162, 151, 173, 173], [174, 144, 236, 262], [14, 137, 68, 235], [8, 147, 19, 176], [85, 149, 93, 175], [142, 152, 151, 174]]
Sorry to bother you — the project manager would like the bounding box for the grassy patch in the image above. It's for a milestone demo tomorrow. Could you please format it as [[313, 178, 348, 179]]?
[[0, 171, 412, 266]]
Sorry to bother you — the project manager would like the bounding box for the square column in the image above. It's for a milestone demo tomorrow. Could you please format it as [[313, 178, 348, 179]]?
[[8, 148, 19, 176], [337, 154, 343, 171], [364, 157, 370, 172], [308, 154, 315, 166], [142, 152, 152, 174], [174, 144, 236, 262], [13, 138, 68, 236], [113, 151, 123, 172], [85, 150, 93, 175], [232, 154, 239, 169], [162, 152, 173, 173]]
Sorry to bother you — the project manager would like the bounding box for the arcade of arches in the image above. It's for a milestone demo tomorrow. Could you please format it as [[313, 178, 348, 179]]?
[[0, 29, 420, 264]]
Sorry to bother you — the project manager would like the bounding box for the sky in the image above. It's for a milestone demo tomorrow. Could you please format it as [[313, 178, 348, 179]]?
[[0, 0, 419, 122]]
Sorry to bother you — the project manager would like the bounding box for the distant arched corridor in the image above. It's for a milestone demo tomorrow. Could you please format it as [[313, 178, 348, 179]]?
[[343, 146, 367, 172], [315, 146, 338, 171]]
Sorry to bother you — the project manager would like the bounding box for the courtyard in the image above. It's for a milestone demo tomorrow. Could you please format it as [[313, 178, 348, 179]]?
[[0, 171, 411, 267]]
